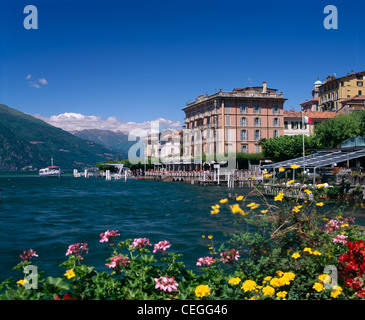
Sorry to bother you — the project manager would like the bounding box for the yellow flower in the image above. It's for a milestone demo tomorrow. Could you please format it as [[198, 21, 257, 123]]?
[[262, 276, 272, 284], [220, 198, 228, 204], [274, 192, 285, 201], [236, 195, 244, 201], [229, 203, 241, 213], [241, 280, 257, 292], [228, 277, 242, 286], [279, 167, 285, 172], [251, 176, 256, 180], [202, 235, 206, 238], [316, 184, 324, 189], [283, 272, 295, 282], [276, 291, 288, 298], [264, 174, 273, 178], [292, 252, 300, 259], [330, 285, 342, 298], [276, 270, 284, 277], [290, 164, 300, 169], [269, 277, 283, 288], [312, 282, 324, 292], [195, 285, 210, 298], [316, 202, 324, 207], [250, 204, 260, 210], [311, 250, 321, 256], [208, 235, 213, 239], [247, 202, 257, 207], [318, 274, 331, 284], [17, 279, 27, 286], [64, 269, 76, 280], [262, 285, 275, 296], [292, 206, 301, 213], [304, 189, 312, 194], [287, 179, 296, 184], [210, 209, 219, 215], [341, 223, 349, 228], [261, 210, 268, 214]]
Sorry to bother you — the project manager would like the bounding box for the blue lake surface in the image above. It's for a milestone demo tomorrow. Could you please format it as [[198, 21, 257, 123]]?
[[0, 174, 241, 281], [1, 174, 365, 282]]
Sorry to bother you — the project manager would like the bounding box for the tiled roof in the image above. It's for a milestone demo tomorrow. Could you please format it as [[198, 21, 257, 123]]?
[[284, 110, 337, 119], [340, 95, 365, 104]]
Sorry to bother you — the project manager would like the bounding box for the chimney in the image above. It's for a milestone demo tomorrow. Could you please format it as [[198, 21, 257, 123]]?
[[262, 81, 267, 94]]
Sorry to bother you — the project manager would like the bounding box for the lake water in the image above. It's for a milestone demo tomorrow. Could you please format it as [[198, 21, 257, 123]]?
[[0, 174, 241, 282], [1, 174, 365, 282]]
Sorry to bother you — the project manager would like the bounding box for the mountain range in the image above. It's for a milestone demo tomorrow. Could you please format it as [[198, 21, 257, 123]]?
[[0, 104, 123, 172], [71, 129, 135, 156]]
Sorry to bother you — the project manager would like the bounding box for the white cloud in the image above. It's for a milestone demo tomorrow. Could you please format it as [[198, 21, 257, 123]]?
[[26, 75, 48, 88], [38, 78, 48, 85], [33, 112, 182, 134]]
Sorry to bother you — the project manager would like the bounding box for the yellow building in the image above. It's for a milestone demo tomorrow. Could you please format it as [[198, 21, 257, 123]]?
[[318, 70, 365, 111]]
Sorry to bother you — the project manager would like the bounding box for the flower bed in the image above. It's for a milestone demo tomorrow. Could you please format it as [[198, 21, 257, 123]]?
[[1, 188, 365, 300]]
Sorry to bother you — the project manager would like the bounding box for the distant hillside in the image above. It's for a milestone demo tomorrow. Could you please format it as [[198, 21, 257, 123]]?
[[0, 104, 121, 171], [72, 129, 135, 156]]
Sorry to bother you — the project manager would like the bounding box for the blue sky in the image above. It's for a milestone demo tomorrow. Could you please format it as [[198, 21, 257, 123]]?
[[1, 0, 364, 131]]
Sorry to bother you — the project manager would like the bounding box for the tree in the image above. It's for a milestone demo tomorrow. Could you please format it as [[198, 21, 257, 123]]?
[[259, 135, 322, 162], [314, 111, 365, 148]]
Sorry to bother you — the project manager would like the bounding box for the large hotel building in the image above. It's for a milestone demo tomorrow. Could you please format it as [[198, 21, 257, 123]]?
[[182, 82, 287, 157]]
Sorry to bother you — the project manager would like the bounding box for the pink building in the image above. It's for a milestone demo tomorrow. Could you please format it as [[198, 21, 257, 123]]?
[[182, 82, 287, 156]]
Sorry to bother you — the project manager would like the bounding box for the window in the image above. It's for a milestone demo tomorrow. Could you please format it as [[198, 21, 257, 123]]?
[[241, 145, 248, 153], [255, 145, 261, 153], [273, 129, 279, 137], [240, 117, 248, 126], [359, 90, 362, 95], [273, 106, 280, 115], [254, 117, 261, 127], [240, 129, 248, 141], [254, 130, 261, 141], [357, 81, 363, 86], [273, 118, 280, 127], [225, 104, 230, 114], [284, 121, 288, 129], [291, 121, 298, 130], [225, 116, 230, 126], [226, 129, 231, 141], [253, 105, 261, 114], [239, 104, 248, 114]]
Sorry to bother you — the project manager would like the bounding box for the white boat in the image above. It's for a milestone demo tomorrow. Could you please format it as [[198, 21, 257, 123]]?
[[39, 157, 61, 177]]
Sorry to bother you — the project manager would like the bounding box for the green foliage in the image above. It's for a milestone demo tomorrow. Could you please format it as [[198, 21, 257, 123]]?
[[314, 111, 365, 148], [259, 135, 322, 162]]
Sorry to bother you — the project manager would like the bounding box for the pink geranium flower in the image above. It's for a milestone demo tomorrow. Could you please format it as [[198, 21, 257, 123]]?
[[154, 275, 179, 292], [196, 256, 215, 267], [130, 238, 152, 249], [326, 219, 339, 233], [220, 249, 240, 264], [153, 241, 171, 254], [100, 230, 120, 244], [333, 234, 348, 244], [105, 254, 130, 272], [20, 249, 38, 262], [66, 243, 89, 260]]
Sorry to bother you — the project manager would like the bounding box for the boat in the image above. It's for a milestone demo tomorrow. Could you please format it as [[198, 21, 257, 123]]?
[[39, 157, 61, 177]]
